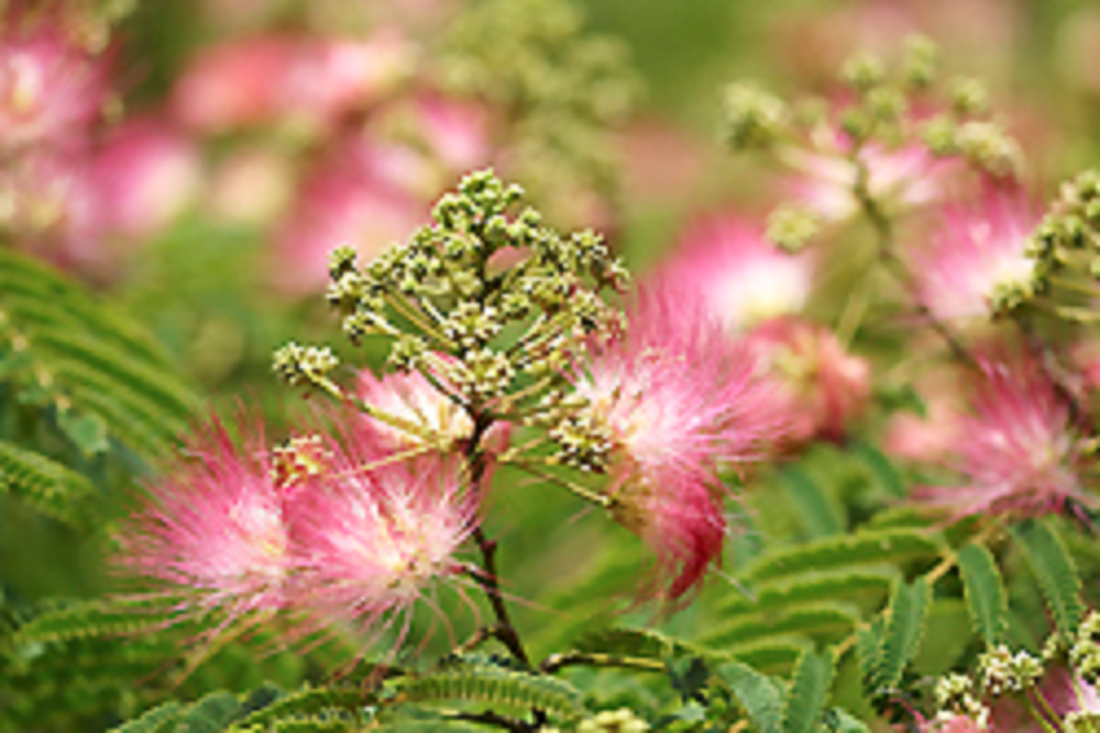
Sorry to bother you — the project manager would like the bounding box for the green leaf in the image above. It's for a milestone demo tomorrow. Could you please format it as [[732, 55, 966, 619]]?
[[715, 662, 783, 733], [722, 567, 898, 617], [822, 708, 872, 732], [233, 686, 369, 729], [782, 650, 835, 733], [56, 409, 110, 456], [0, 438, 97, 526], [877, 578, 930, 689], [850, 441, 906, 498], [175, 690, 240, 733], [856, 614, 885, 693], [394, 665, 587, 722], [784, 466, 843, 538], [0, 248, 200, 459], [957, 543, 1007, 646], [744, 529, 942, 583], [1013, 519, 1084, 638], [110, 700, 184, 732], [701, 602, 858, 648]]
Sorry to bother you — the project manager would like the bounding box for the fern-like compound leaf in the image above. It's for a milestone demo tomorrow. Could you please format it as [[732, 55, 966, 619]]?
[[394, 665, 587, 722], [957, 542, 1007, 646], [1013, 519, 1084, 638], [715, 661, 783, 733], [876, 578, 930, 690], [782, 650, 835, 733], [0, 438, 97, 526], [744, 529, 942, 583]]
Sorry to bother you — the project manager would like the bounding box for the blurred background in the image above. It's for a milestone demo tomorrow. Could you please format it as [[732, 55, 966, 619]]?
[[4, 0, 1100, 726]]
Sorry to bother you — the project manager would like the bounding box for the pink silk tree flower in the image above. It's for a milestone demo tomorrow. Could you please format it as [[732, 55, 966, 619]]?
[[172, 31, 414, 135], [0, 7, 109, 150], [356, 366, 474, 450], [284, 430, 478, 644], [116, 418, 293, 631], [910, 186, 1039, 322], [987, 665, 1100, 732], [92, 116, 201, 241], [783, 137, 946, 223], [272, 146, 425, 295], [576, 285, 780, 600], [745, 316, 871, 448], [654, 215, 814, 334], [912, 350, 1094, 520]]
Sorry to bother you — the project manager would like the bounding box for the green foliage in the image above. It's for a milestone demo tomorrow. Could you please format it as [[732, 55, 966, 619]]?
[[393, 664, 588, 723], [0, 248, 199, 462], [877, 578, 930, 690], [742, 529, 943, 583], [715, 662, 783, 733], [1013, 519, 1085, 638], [232, 686, 369, 730], [0, 438, 97, 527], [957, 543, 1008, 646], [783, 466, 843, 538], [782, 650, 835, 733], [858, 578, 930, 696], [701, 602, 858, 647]]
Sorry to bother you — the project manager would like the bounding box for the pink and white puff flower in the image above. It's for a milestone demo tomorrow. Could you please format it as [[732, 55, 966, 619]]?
[[285, 430, 478, 639], [92, 116, 201, 240], [356, 367, 474, 450], [577, 285, 779, 600], [912, 349, 1094, 520], [116, 418, 292, 628], [784, 135, 945, 222], [0, 10, 109, 150], [656, 215, 814, 334], [745, 317, 871, 448], [273, 146, 424, 295], [910, 186, 1039, 322]]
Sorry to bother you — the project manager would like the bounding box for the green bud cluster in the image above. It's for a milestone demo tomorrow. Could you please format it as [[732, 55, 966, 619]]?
[[1026, 170, 1100, 321], [319, 170, 627, 426], [1070, 610, 1100, 685], [766, 205, 819, 253], [272, 342, 339, 391], [933, 673, 989, 727], [722, 82, 789, 152], [440, 0, 638, 227], [977, 645, 1043, 696]]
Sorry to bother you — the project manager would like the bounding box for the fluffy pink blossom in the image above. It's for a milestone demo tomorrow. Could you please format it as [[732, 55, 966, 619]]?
[[655, 215, 814, 334], [285, 426, 478, 640], [910, 186, 1039, 322], [745, 317, 871, 448], [784, 136, 945, 222], [356, 367, 473, 449], [92, 116, 200, 240], [912, 350, 1094, 519], [577, 285, 779, 600], [173, 30, 414, 134], [116, 418, 291, 629], [0, 7, 109, 150], [273, 144, 425, 295], [0, 149, 104, 269]]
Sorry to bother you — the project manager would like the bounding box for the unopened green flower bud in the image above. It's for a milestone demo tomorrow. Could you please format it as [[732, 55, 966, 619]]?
[[956, 121, 1022, 179], [902, 35, 938, 88], [947, 76, 989, 116], [767, 204, 819, 253], [841, 52, 885, 91], [272, 342, 339, 388], [723, 82, 789, 151], [921, 114, 959, 156]]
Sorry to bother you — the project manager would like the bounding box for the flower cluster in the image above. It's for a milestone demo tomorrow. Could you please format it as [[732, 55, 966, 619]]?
[[925, 620, 1100, 732], [118, 414, 477, 650]]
